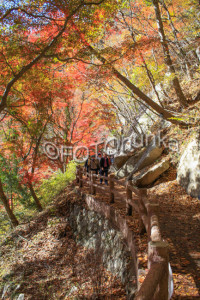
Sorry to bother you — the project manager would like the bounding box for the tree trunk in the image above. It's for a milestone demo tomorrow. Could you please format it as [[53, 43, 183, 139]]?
[[141, 53, 164, 107], [113, 68, 181, 123], [28, 182, 43, 211], [88, 45, 187, 126], [152, 0, 188, 107], [160, 0, 193, 79], [0, 178, 19, 227]]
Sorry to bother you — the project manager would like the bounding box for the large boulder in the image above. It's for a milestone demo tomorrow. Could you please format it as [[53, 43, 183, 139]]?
[[177, 136, 200, 198], [113, 155, 130, 170], [133, 158, 170, 187], [117, 141, 164, 179], [113, 146, 146, 170]]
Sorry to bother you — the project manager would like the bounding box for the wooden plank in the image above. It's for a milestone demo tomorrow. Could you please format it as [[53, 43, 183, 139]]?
[[127, 183, 141, 196]]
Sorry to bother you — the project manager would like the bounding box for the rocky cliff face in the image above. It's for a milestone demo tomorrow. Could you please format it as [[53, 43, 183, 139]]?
[[177, 135, 200, 198], [67, 203, 137, 298]]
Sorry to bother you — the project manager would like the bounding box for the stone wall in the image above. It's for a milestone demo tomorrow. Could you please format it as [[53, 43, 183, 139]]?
[[66, 196, 137, 299]]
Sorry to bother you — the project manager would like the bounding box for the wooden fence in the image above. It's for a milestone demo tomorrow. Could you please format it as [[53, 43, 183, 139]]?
[[76, 166, 169, 300]]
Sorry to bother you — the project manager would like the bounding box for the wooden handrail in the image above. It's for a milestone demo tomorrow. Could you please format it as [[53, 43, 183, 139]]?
[[93, 183, 109, 192], [75, 166, 169, 300], [86, 172, 127, 187], [127, 182, 142, 196]]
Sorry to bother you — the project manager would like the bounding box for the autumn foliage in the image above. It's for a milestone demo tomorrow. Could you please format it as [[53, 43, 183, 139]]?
[[0, 0, 199, 225]]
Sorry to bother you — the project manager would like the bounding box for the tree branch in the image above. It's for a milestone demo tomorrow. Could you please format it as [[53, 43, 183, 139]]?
[[0, 7, 60, 22], [0, 3, 84, 113]]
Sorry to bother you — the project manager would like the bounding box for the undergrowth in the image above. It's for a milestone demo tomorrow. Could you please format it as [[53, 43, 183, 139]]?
[[0, 161, 77, 243], [38, 160, 77, 205]]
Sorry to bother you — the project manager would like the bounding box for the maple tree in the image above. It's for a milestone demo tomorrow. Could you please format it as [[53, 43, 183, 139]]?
[[0, 0, 118, 225], [0, 0, 199, 226], [0, 38, 116, 223], [86, 1, 199, 122], [0, 3, 200, 300], [48, 4, 197, 126]]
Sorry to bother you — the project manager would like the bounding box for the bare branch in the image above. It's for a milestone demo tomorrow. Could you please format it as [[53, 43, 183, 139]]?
[[0, 7, 60, 22], [0, 51, 16, 76]]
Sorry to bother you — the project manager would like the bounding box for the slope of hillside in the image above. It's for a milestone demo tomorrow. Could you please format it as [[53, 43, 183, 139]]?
[[0, 186, 126, 300]]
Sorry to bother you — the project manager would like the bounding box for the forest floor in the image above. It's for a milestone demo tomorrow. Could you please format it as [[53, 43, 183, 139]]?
[[1, 159, 200, 299], [0, 187, 126, 300]]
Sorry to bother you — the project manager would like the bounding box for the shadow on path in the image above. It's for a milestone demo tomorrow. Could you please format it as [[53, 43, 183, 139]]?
[[149, 182, 200, 298]]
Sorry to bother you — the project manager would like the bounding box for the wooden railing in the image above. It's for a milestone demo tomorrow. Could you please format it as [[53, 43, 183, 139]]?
[[76, 166, 169, 300]]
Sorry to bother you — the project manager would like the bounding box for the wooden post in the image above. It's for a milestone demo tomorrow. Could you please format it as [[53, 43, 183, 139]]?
[[79, 167, 83, 188], [148, 241, 169, 300], [138, 190, 148, 235], [134, 262, 165, 300], [90, 171, 96, 195], [109, 174, 115, 203], [126, 180, 132, 216], [140, 188, 147, 197], [147, 203, 160, 242]]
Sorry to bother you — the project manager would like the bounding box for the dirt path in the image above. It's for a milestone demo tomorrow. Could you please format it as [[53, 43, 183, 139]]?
[[149, 181, 200, 299]]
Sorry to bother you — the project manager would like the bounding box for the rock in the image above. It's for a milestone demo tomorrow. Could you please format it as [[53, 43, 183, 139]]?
[[177, 136, 200, 198], [134, 158, 170, 187], [113, 146, 148, 173], [109, 165, 117, 173], [16, 295, 24, 300], [117, 141, 164, 179], [68, 204, 136, 296], [113, 155, 131, 170]]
